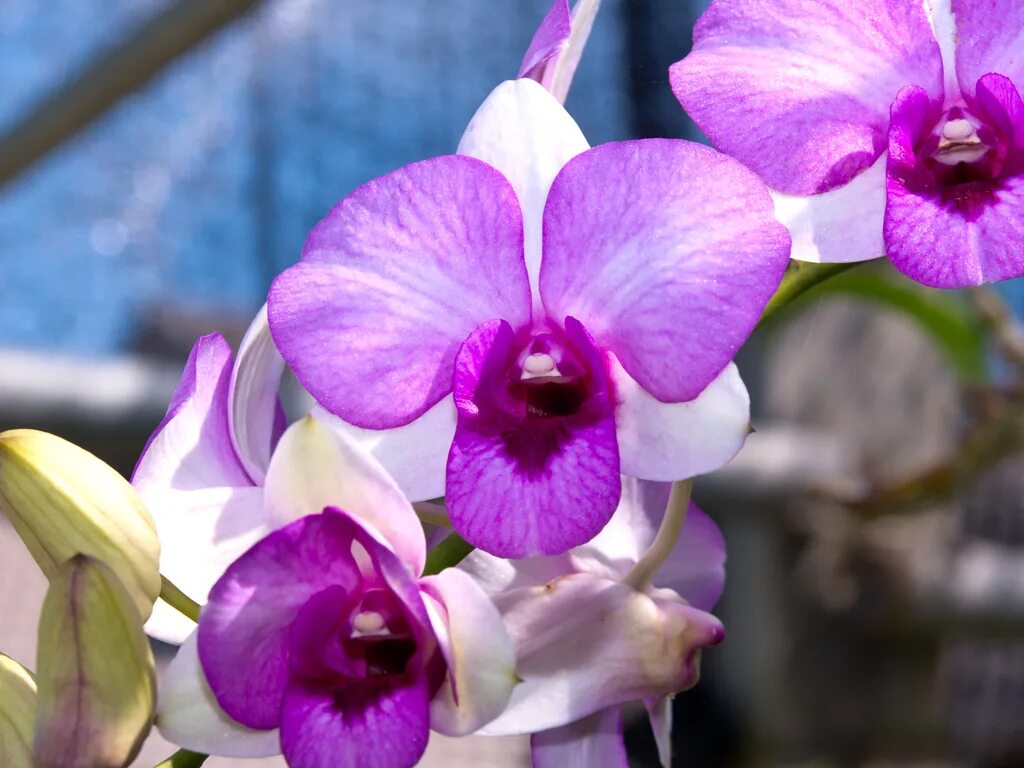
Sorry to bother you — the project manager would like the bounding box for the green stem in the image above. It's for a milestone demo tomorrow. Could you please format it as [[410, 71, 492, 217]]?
[[423, 532, 475, 576], [623, 478, 694, 590], [757, 261, 863, 328], [160, 575, 201, 623], [154, 748, 208, 768]]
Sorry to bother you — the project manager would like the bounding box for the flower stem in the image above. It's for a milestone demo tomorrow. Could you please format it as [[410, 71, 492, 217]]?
[[159, 574, 201, 623], [623, 478, 694, 591], [154, 749, 208, 768], [422, 532, 474, 576], [757, 260, 864, 328]]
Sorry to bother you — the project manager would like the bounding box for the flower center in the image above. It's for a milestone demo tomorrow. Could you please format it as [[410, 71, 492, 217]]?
[[933, 115, 989, 166], [509, 333, 589, 418]]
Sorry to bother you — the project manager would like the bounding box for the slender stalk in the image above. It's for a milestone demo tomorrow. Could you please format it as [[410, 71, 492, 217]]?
[[548, 0, 602, 103], [623, 478, 694, 590], [159, 575, 201, 623], [154, 749, 208, 768], [757, 261, 863, 328], [422, 532, 475, 576], [413, 500, 451, 528]]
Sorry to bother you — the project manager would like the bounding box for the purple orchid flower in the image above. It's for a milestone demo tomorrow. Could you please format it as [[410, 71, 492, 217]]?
[[153, 414, 516, 761], [460, 478, 726, 767], [267, 77, 790, 559], [672, 0, 1024, 289]]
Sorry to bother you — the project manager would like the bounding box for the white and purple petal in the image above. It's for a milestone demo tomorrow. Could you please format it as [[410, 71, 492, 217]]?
[[540, 140, 790, 403], [519, 0, 571, 84], [268, 155, 531, 429], [530, 707, 628, 768]]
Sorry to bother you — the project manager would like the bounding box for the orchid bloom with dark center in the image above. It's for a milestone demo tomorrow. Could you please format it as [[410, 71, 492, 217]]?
[[671, 0, 1024, 288]]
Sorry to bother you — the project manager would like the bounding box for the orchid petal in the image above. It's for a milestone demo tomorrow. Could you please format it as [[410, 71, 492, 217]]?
[[143, 486, 268, 644], [263, 415, 426, 575], [446, 319, 620, 557], [156, 632, 281, 758], [572, 478, 671, 573], [132, 334, 251, 492], [953, 0, 1024, 97], [418, 568, 517, 735], [479, 574, 723, 735], [541, 140, 789, 403], [670, 0, 943, 194], [613, 358, 750, 481], [772, 155, 887, 264], [519, 0, 571, 82], [644, 696, 673, 768], [316, 395, 456, 503], [268, 155, 531, 429], [530, 707, 628, 768], [280, 677, 430, 768], [228, 304, 287, 484], [457, 79, 588, 306]]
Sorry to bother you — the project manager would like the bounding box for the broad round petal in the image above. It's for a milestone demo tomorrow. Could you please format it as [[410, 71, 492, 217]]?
[[156, 632, 281, 758], [457, 79, 589, 305], [953, 0, 1024, 97], [670, 0, 944, 194], [144, 486, 269, 645], [133, 334, 252, 492], [229, 304, 287, 484], [268, 155, 531, 429], [446, 319, 621, 557], [263, 415, 426, 575], [885, 81, 1024, 287], [478, 574, 724, 735], [612, 358, 750, 481], [772, 156, 887, 264], [316, 396, 456, 503], [419, 568, 517, 735], [540, 140, 790, 403], [531, 707, 628, 768], [280, 677, 430, 768]]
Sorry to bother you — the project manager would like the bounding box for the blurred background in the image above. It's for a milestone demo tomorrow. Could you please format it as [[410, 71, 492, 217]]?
[[3, 0, 1024, 766]]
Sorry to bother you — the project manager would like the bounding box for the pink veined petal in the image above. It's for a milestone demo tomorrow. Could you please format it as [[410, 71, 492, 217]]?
[[314, 396, 457, 504], [612, 357, 750, 481], [446, 319, 621, 558], [644, 696, 673, 768], [418, 568, 517, 736], [143, 486, 269, 645], [531, 707, 628, 768], [156, 631, 282, 758], [268, 155, 531, 429], [229, 304, 287, 485], [280, 677, 430, 768], [670, 0, 944, 194], [457, 79, 589, 307], [133, 333, 252, 492], [478, 573, 724, 736], [885, 79, 1024, 287], [953, 0, 1024, 97], [772, 155, 887, 264], [540, 140, 790, 403], [198, 509, 400, 729], [519, 0, 571, 82], [262, 415, 427, 577]]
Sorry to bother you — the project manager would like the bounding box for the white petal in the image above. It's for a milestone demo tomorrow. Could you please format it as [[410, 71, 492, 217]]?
[[420, 569, 517, 735], [156, 631, 281, 757], [571, 478, 670, 571], [229, 304, 286, 484], [316, 395, 456, 502], [457, 78, 589, 306], [531, 707, 628, 768], [614, 358, 750, 481], [645, 695, 673, 768], [772, 155, 886, 264], [143, 486, 269, 644], [263, 415, 426, 575]]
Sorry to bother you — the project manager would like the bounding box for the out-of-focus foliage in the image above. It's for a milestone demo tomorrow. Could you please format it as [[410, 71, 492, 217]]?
[[0, 429, 160, 618], [33, 555, 155, 768]]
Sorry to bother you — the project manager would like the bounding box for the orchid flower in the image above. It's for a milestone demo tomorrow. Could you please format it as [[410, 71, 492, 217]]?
[[152, 413, 516, 762], [672, 0, 1024, 289], [266, 75, 790, 559], [459, 478, 726, 767]]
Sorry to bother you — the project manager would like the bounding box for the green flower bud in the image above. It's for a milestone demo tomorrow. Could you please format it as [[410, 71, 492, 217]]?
[[0, 653, 36, 768]]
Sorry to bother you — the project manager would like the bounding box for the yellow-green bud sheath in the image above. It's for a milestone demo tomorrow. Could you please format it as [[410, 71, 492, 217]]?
[[0, 653, 36, 768], [0, 430, 160, 619], [33, 555, 156, 768]]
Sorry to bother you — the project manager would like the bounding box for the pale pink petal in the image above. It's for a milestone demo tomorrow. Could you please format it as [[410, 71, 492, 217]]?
[[519, 0, 571, 82], [531, 707, 628, 768], [644, 696, 673, 768], [953, 0, 1024, 97]]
